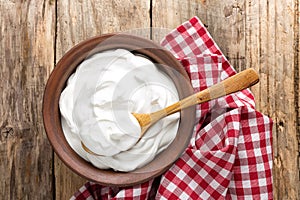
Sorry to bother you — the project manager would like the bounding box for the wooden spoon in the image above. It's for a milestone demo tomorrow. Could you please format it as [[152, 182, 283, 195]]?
[[132, 68, 259, 138], [81, 68, 259, 156]]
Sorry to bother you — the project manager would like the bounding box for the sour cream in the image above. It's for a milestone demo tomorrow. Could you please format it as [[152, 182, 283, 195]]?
[[59, 49, 180, 172]]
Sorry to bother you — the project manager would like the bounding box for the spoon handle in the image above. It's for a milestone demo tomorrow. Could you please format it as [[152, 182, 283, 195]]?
[[162, 68, 259, 116]]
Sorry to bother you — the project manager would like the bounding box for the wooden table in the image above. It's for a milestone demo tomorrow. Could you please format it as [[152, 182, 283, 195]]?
[[0, 0, 299, 199]]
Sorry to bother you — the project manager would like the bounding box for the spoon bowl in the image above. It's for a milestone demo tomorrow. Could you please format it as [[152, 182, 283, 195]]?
[[133, 68, 259, 138], [82, 68, 259, 156]]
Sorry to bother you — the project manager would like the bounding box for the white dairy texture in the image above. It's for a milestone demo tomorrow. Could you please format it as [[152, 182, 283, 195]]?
[[59, 49, 180, 172]]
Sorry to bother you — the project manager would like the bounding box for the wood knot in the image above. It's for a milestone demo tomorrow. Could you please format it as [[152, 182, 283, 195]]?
[[1, 126, 14, 139]]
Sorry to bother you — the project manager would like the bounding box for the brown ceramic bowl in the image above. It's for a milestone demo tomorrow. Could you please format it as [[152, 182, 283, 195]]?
[[43, 33, 196, 187]]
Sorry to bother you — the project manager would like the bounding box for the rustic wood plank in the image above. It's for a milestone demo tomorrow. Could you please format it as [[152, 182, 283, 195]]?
[[245, 0, 299, 199], [151, 0, 203, 42], [0, 0, 56, 199], [55, 0, 151, 199], [152, 0, 300, 199], [297, 0, 300, 198], [1, 0, 297, 199], [152, 0, 247, 72]]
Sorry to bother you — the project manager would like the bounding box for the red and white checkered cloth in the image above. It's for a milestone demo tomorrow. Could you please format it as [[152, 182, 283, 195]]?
[[71, 16, 273, 200]]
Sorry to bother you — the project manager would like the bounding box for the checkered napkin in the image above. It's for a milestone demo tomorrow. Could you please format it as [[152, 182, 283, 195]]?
[[71, 16, 273, 200]]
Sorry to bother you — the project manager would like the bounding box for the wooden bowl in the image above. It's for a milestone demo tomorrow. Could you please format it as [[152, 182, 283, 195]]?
[[42, 33, 196, 187]]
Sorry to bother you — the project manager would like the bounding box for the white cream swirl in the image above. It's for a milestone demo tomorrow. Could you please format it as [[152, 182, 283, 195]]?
[[59, 49, 180, 171]]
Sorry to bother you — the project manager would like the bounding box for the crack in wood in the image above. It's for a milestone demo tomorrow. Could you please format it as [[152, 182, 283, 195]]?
[[293, 0, 300, 191]]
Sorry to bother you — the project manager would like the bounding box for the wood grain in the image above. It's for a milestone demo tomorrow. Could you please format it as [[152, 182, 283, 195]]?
[[0, 0, 55, 199], [152, 0, 300, 199], [246, 0, 300, 199], [152, 0, 247, 71], [0, 0, 299, 199], [55, 0, 151, 199]]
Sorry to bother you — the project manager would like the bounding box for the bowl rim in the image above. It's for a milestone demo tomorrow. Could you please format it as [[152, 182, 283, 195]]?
[[42, 33, 196, 187]]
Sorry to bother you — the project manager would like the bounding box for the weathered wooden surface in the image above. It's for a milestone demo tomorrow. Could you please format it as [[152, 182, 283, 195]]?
[[0, 0, 299, 199], [153, 0, 300, 199], [0, 0, 55, 199], [245, 1, 299, 199], [55, 0, 150, 199]]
